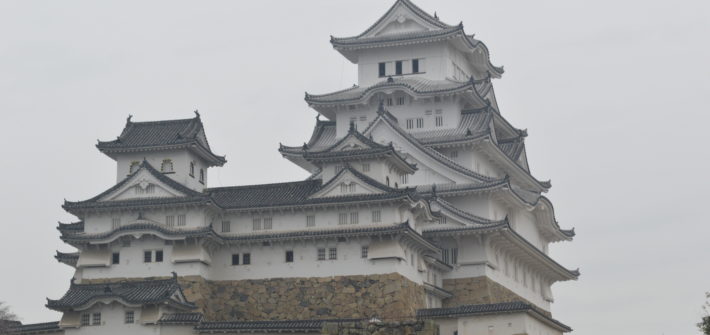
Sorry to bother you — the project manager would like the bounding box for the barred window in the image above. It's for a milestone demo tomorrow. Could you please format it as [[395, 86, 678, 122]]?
[[263, 217, 273, 230], [348, 184, 356, 193], [416, 118, 424, 128], [189, 162, 195, 177], [285, 250, 294, 263], [450, 151, 458, 158], [338, 213, 348, 225], [221, 221, 231, 233], [232, 254, 240, 265], [362, 163, 370, 172], [242, 253, 251, 265], [112, 252, 120, 265], [387, 98, 393, 106], [177, 214, 186, 226], [440, 216, 447, 225], [349, 212, 359, 224], [92, 313, 101, 325], [371, 210, 381, 223], [199, 169, 205, 184], [161, 159, 174, 173], [400, 174, 408, 185], [306, 215, 315, 227], [317, 248, 326, 261], [111, 218, 121, 229], [435, 116, 443, 127], [328, 247, 337, 260], [340, 184, 348, 193], [406, 119, 414, 129], [155, 250, 164, 262], [361, 246, 369, 259], [81, 314, 90, 326], [166, 215, 175, 227], [253, 217, 262, 230], [397, 97, 405, 105], [145, 184, 155, 194], [412, 59, 420, 73], [124, 311, 134, 324], [144, 250, 152, 263]]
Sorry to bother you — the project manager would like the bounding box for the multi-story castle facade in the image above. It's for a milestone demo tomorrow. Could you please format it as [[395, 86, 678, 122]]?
[[11, 1, 578, 334]]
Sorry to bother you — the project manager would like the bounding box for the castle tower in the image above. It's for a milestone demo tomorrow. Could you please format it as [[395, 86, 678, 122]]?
[[11, 1, 577, 335]]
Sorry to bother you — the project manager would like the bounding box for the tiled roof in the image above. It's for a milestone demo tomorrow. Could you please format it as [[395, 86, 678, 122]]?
[[306, 119, 337, 148], [96, 113, 225, 166], [158, 313, 204, 325], [46, 275, 195, 312], [223, 223, 418, 244], [60, 223, 216, 244], [345, 0, 453, 40], [331, 25, 464, 47], [57, 221, 84, 235], [8, 321, 61, 334], [411, 109, 493, 145], [54, 251, 79, 267], [305, 77, 490, 105], [417, 301, 571, 332], [195, 319, 360, 333]]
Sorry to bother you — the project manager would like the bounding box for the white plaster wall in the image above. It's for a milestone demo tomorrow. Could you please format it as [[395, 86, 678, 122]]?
[[63, 303, 157, 335], [512, 209, 545, 250], [437, 313, 563, 335], [439, 146, 503, 179], [78, 237, 209, 280], [82, 208, 208, 234], [113, 150, 209, 191], [356, 42, 449, 86]]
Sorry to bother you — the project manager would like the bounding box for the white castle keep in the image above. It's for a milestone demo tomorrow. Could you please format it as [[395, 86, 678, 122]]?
[[11, 1, 578, 334]]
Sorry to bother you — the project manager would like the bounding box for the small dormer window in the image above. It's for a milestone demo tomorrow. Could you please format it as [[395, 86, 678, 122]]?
[[161, 159, 174, 173], [129, 161, 140, 174], [189, 162, 195, 177], [199, 169, 205, 184]]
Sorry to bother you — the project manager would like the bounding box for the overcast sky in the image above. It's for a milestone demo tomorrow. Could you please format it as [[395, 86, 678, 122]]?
[[0, 0, 708, 334]]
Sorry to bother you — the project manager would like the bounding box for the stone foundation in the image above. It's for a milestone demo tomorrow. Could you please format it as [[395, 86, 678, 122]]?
[[87, 273, 426, 321], [321, 320, 439, 335], [442, 276, 550, 316]]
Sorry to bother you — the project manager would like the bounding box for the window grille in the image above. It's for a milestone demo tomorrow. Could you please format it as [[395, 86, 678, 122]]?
[[161, 159, 173, 173], [306, 215, 315, 227], [232, 254, 240, 265], [81, 314, 90, 326], [387, 98, 393, 106], [144, 251, 152, 263], [166, 215, 175, 227], [189, 162, 195, 177], [450, 151, 458, 158], [177, 214, 186, 226], [338, 213, 348, 225], [263, 217, 273, 230], [317, 248, 326, 261], [328, 247, 337, 260], [397, 97, 405, 105], [112, 252, 120, 265], [371, 210, 381, 223], [111, 218, 121, 229], [340, 184, 348, 193], [362, 163, 370, 172], [361, 246, 369, 259], [155, 250, 163, 262], [252, 218, 262, 231], [242, 253, 251, 265], [221, 221, 231, 233], [400, 174, 408, 185], [435, 116, 443, 127], [416, 118, 424, 128], [124, 311, 134, 324], [348, 184, 356, 193], [406, 119, 414, 129], [92, 313, 101, 325], [146, 184, 155, 194], [349, 212, 359, 224], [285, 251, 294, 263]]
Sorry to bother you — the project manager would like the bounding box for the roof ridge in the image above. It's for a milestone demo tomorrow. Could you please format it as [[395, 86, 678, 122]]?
[[206, 179, 320, 192]]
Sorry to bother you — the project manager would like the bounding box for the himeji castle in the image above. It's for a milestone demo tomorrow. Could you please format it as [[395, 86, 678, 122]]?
[[10, 1, 578, 334]]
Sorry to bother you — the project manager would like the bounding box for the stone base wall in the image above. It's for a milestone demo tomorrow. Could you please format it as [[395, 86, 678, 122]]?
[[87, 274, 425, 321], [321, 320, 439, 335], [442, 276, 550, 316]]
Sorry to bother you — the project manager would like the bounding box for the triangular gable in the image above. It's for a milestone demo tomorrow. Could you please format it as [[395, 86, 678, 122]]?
[[309, 167, 393, 199], [359, 0, 452, 39], [362, 113, 494, 185], [330, 132, 379, 152], [100, 168, 188, 201]]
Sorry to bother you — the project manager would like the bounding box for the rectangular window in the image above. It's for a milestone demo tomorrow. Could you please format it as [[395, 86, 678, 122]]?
[[177, 214, 186, 227], [386, 98, 393, 106], [125, 311, 134, 324], [166, 215, 175, 227], [416, 118, 424, 128], [285, 250, 294, 263], [92, 313, 101, 325], [395, 61, 402, 75], [340, 184, 348, 193], [371, 210, 381, 223], [425, 110, 433, 116], [242, 253, 251, 265], [112, 252, 120, 265], [434, 96, 441, 103], [440, 216, 447, 225], [81, 314, 90, 326], [334, 165, 344, 174], [232, 254, 240, 265], [348, 184, 356, 193], [111, 218, 121, 230], [263, 217, 273, 230], [328, 247, 337, 260], [350, 212, 359, 224], [451, 248, 458, 264], [362, 163, 370, 172], [144, 250, 152, 263], [349, 117, 357, 129], [406, 119, 414, 129], [450, 151, 458, 158], [397, 97, 405, 105], [412, 59, 420, 73], [338, 213, 348, 225], [400, 174, 408, 185], [317, 248, 326, 261], [252, 217, 262, 231], [221, 221, 231, 233], [435, 116, 443, 127], [378, 62, 386, 77], [306, 215, 316, 227], [155, 250, 164, 263], [361, 246, 369, 259]]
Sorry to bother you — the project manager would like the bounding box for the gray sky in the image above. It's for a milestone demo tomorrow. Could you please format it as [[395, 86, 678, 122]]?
[[0, 1, 708, 334]]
